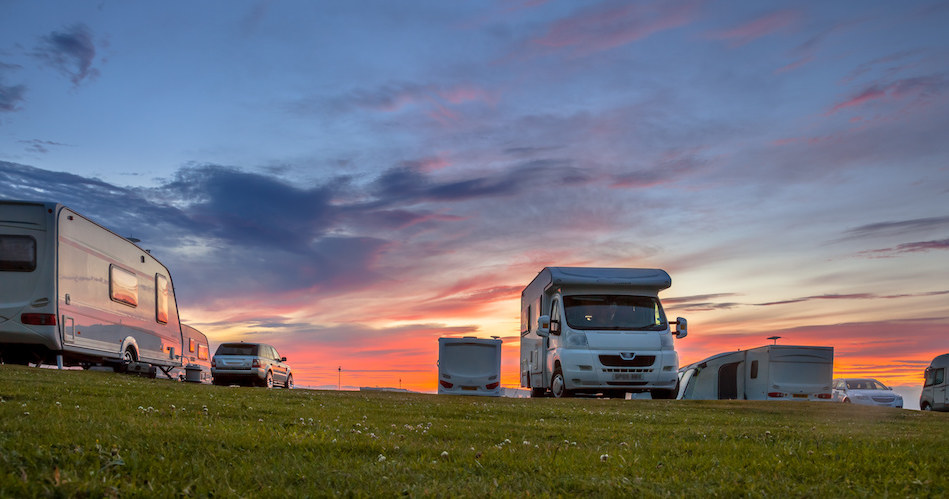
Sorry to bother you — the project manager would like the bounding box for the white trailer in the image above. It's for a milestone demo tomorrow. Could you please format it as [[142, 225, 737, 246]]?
[[920, 353, 948, 411], [677, 345, 834, 401], [438, 336, 502, 396], [0, 200, 184, 375], [519, 267, 687, 399]]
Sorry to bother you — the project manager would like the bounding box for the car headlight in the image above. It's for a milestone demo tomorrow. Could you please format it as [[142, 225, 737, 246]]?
[[565, 331, 588, 347]]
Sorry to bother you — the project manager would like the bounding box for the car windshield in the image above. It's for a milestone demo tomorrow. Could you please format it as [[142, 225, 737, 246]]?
[[216, 344, 259, 356], [846, 379, 887, 390], [563, 295, 666, 330]]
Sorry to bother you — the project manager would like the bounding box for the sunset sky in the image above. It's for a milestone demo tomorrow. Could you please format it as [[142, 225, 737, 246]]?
[[1, 1, 947, 402]]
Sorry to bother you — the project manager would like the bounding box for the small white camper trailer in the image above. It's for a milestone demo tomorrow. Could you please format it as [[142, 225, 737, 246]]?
[[519, 267, 687, 398], [677, 345, 834, 401], [438, 337, 502, 396], [920, 353, 948, 411], [173, 325, 212, 383], [0, 200, 184, 375]]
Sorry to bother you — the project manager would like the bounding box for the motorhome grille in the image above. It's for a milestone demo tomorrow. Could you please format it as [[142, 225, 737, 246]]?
[[599, 355, 656, 367], [601, 368, 653, 374]]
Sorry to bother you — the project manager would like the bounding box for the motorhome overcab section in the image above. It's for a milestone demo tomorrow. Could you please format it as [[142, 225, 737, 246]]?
[[520, 267, 687, 399], [0, 200, 184, 375]]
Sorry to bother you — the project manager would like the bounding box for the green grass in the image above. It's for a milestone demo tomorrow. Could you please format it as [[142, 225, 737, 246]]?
[[1, 365, 946, 497]]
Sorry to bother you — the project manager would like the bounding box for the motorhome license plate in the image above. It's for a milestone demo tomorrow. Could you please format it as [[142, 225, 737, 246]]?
[[612, 373, 643, 381]]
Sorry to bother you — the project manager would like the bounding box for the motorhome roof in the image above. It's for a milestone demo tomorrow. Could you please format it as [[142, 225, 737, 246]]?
[[545, 267, 671, 289]]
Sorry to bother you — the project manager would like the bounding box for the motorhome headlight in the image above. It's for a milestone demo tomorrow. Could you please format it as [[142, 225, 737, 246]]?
[[660, 332, 674, 349], [565, 331, 588, 347]]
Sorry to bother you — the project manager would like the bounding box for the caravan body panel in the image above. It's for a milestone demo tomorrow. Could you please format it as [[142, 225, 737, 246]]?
[[678, 345, 834, 401], [438, 337, 502, 396], [0, 200, 183, 369]]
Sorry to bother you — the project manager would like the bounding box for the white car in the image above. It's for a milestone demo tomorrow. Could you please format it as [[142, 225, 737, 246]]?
[[832, 378, 902, 408]]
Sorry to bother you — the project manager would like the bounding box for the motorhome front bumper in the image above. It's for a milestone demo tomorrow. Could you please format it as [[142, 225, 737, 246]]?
[[559, 349, 678, 390]]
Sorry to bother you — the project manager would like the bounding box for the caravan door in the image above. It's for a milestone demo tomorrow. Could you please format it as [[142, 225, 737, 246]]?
[[718, 361, 742, 399]]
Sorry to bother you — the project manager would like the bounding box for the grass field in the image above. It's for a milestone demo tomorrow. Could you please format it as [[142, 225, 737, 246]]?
[[0, 365, 946, 497]]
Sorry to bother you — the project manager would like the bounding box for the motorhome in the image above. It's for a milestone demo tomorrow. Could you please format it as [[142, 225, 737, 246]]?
[[519, 267, 687, 398], [677, 345, 834, 401], [0, 200, 184, 375], [920, 353, 948, 411], [438, 336, 502, 396]]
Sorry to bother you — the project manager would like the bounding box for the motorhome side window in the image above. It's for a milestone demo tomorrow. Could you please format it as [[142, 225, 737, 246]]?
[[563, 295, 667, 330], [0, 235, 36, 272], [109, 265, 138, 307], [935, 368, 945, 386], [156, 274, 169, 323]]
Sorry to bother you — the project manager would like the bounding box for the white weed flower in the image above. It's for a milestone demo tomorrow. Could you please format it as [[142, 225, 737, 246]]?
[[377, 454, 386, 462], [440, 451, 449, 459], [600, 454, 609, 462]]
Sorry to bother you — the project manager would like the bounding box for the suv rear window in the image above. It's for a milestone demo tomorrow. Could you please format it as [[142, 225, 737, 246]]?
[[215, 344, 259, 356], [0, 235, 36, 272]]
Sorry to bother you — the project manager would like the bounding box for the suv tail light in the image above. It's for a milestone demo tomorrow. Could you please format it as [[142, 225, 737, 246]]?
[[439, 380, 453, 389], [21, 313, 57, 326], [252, 359, 260, 368], [211, 358, 216, 368]]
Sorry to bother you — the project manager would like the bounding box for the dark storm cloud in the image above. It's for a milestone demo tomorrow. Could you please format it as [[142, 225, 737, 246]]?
[[32, 24, 99, 86]]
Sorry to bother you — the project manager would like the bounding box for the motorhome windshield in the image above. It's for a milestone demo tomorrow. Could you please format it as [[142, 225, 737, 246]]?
[[563, 295, 666, 330], [0, 235, 36, 272]]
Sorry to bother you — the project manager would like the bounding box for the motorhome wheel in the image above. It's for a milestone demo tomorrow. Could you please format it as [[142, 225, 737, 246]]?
[[551, 368, 572, 398]]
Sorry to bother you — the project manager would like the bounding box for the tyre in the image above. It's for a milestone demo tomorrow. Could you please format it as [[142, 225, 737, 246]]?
[[263, 370, 274, 388], [843, 398, 851, 403], [921, 403, 931, 411], [550, 367, 572, 398], [285, 373, 294, 389]]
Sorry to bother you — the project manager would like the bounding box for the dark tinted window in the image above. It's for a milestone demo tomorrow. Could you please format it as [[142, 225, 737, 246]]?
[[563, 295, 666, 330], [0, 235, 36, 272], [215, 343, 259, 356]]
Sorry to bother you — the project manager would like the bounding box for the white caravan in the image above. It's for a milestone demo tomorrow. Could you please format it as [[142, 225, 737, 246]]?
[[438, 336, 502, 396], [0, 200, 184, 375], [170, 325, 212, 383], [519, 267, 687, 398], [677, 345, 834, 401], [920, 353, 948, 411]]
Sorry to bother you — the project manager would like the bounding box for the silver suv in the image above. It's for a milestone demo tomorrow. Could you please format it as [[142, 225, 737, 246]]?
[[211, 342, 293, 388]]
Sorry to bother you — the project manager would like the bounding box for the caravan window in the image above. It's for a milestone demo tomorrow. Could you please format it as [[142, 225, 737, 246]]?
[[563, 295, 667, 330], [110, 265, 138, 307], [156, 274, 169, 323], [197, 344, 208, 361], [0, 235, 36, 272]]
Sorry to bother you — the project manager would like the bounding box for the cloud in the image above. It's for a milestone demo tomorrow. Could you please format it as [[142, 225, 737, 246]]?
[[843, 216, 949, 239], [0, 82, 26, 112], [827, 75, 949, 115], [859, 239, 949, 258], [18, 139, 70, 154], [527, 1, 699, 57], [706, 9, 800, 47], [31, 24, 99, 86]]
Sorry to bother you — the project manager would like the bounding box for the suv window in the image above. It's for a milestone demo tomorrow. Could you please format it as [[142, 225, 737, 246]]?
[[216, 344, 259, 356]]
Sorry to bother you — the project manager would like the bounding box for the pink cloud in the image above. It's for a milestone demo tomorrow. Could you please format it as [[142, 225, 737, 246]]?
[[707, 9, 800, 47], [827, 75, 948, 115], [529, 1, 700, 57]]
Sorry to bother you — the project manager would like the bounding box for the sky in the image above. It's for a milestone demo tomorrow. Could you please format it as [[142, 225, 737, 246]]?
[[1, 1, 947, 402]]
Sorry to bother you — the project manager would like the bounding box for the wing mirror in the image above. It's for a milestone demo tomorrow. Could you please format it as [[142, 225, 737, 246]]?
[[536, 315, 550, 337], [672, 317, 688, 339], [281, 357, 287, 362]]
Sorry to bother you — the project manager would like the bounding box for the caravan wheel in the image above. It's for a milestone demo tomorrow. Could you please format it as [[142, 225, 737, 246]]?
[[123, 347, 136, 364]]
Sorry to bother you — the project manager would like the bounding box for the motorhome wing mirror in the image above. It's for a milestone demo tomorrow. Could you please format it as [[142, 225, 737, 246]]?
[[536, 315, 550, 337], [673, 317, 688, 339]]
